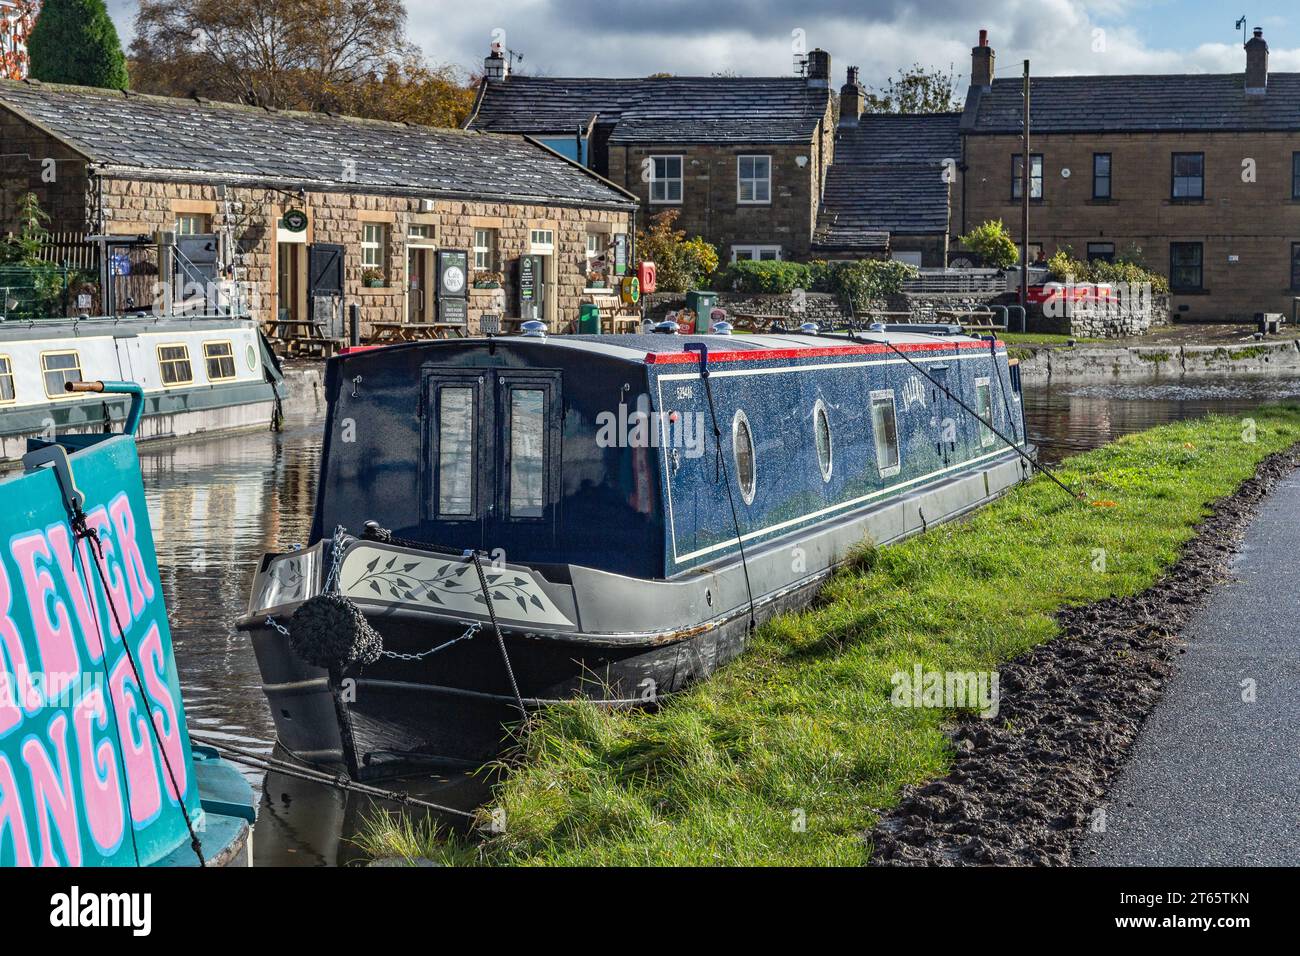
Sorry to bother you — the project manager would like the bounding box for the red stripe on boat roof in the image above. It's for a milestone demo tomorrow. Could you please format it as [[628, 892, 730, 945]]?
[[643, 339, 1003, 365]]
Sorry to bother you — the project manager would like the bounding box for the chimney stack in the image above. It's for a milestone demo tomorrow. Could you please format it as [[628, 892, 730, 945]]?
[[484, 43, 509, 82], [971, 29, 995, 90], [806, 49, 832, 88], [1245, 27, 1268, 95], [839, 66, 864, 128]]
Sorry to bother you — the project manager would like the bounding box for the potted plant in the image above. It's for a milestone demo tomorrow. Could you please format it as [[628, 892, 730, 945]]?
[[586, 270, 608, 290], [361, 267, 385, 288], [472, 270, 503, 289]]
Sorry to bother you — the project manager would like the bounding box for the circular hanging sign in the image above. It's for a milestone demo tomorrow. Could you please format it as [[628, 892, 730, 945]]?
[[442, 263, 466, 294], [282, 208, 308, 233]]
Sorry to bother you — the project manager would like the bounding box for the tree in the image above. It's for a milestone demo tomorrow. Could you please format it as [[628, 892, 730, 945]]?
[[320, 56, 475, 128], [958, 220, 1019, 270], [27, 0, 129, 89], [865, 63, 960, 113], [0, 0, 38, 80], [128, 0, 471, 126], [636, 210, 718, 293]]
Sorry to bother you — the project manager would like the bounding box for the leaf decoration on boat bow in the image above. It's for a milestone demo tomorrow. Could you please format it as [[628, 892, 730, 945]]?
[[338, 545, 573, 627]]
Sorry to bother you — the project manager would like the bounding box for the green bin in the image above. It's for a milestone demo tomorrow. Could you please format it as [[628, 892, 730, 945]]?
[[685, 291, 718, 332], [578, 302, 601, 334]]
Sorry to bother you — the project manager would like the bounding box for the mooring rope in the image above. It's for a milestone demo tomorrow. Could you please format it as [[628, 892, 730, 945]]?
[[354, 524, 527, 719], [686, 343, 758, 633], [72, 512, 207, 867], [186, 732, 478, 821], [869, 336, 1086, 505]]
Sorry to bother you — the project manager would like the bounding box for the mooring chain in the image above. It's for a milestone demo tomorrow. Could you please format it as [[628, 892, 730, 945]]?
[[380, 622, 481, 661]]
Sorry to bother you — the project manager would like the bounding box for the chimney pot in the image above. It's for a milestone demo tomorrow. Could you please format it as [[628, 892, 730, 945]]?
[[971, 29, 995, 90], [484, 45, 509, 82]]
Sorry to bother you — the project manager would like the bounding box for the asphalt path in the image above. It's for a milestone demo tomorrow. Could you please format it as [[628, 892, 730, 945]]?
[[1084, 472, 1300, 865]]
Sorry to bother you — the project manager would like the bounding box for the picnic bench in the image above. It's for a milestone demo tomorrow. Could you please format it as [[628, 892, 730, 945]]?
[[369, 321, 468, 343], [269, 318, 342, 358]]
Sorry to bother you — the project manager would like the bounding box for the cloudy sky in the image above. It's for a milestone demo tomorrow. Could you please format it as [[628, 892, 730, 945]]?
[[104, 0, 1300, 86]]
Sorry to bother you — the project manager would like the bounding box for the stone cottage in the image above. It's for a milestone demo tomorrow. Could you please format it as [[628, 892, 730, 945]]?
[[468, 48, 839, 265], [0, 78, 639, 336]]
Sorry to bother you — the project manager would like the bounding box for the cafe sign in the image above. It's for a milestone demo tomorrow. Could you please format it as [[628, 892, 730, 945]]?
[[281, 208, 308, 233]]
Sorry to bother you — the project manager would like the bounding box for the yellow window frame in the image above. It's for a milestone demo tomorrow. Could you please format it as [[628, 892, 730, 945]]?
[[157, 342, 194, 387], [203, 340, 238, 382], [41, 349, 83, 399]]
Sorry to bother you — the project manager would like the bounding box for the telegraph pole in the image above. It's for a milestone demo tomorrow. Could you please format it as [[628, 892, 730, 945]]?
[[1021, 58, 1031, 308]]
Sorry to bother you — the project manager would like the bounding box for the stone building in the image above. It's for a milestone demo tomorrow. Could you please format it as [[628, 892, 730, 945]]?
[[468, 49, 839, 264], [958, 27, 1300, 321], [814, 94, 959, 266], [0, 79, 638, 336]]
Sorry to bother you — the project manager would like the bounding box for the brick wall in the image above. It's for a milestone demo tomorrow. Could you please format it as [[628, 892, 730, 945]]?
[[960, 130, 1300, 321]]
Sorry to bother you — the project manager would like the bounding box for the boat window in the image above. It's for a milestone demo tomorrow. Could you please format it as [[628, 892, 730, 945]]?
[[870, 390, 900, 477], [41, 351, 81, 397], [813, 399, 832, 482], [976, 378, 995, 447], [509, 388, 546, 518], [158, 344, 193, 386], [732, 410, 757, 505], [204, 341, 237, 381], [437, 387, 476, 516], [0, 356, 14, 404]]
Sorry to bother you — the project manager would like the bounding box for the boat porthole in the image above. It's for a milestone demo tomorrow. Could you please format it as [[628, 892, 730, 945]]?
[[706, 589, 713, 607], [246, 344, 257, 370], [732, 410, 756, 506], [813, 399, 833, 483]]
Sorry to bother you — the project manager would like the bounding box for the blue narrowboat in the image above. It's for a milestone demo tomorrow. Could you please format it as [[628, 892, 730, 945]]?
[[240, 328, 1032, 777], [0, 380, 255, 866]]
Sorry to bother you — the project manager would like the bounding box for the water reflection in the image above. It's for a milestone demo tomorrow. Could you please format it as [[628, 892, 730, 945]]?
[[1023, 379, 1300, 464]]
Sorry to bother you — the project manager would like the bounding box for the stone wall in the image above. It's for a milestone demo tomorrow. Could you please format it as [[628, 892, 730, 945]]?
[[56, 174, 634, 337], [1026, 292, 1172, 338], [960, 129, 1300, 322], [0, 109, 91, 234], [1015, 339, 1300, 384], [607, 103, 834, 264], [643, 290, 851, 327]]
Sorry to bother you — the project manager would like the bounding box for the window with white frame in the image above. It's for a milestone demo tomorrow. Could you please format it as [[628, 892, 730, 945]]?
[[649, 155, 683, 204], [473, 228, 497, 271], [176, 213, 210, 235], [529, 229, 554, 254], [361, 223, 387, 273], [737, 155, 771, 204], [731, 245, 782, 263]]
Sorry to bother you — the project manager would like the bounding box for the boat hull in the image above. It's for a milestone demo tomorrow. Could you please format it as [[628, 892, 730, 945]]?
[[242, 447, 1032, 779]]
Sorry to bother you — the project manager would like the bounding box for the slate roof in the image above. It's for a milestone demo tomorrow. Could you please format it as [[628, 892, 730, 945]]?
[[834, 113, 961, 164], [0, 79, 637, 208], [813, 113, 956, 249], [813, 164, 948, 250], [469, 76, 831, 144], [967, 72, 1300, 134]]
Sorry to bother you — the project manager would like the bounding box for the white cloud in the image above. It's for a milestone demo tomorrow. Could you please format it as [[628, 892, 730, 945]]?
[[104, 0, 1297, 88]]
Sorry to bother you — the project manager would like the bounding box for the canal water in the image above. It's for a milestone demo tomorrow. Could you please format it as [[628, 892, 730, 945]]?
[[143, 376, 1300, 864]]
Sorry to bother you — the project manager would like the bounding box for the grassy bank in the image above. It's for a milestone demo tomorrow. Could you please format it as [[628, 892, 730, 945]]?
[[367, 408, 1300, 866]]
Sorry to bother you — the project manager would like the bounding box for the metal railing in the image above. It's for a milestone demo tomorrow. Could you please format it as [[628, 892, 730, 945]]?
[[901, 269, 1008, 294]]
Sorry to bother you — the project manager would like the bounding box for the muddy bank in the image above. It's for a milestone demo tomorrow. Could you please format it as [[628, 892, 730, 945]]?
[[867, 447, 1300, 866]]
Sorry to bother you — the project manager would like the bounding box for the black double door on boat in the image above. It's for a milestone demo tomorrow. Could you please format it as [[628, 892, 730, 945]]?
[[423, 368, 562, 556]]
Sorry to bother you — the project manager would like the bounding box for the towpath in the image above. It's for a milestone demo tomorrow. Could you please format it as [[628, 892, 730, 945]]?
[[1083, 472, 1300, 866]]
